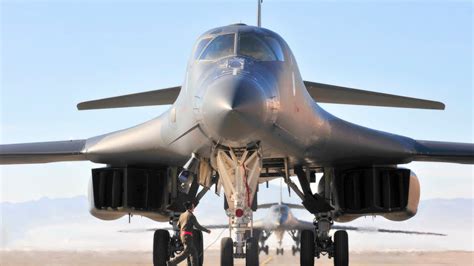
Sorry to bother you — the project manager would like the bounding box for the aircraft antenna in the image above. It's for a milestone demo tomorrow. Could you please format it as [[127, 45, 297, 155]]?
[[257, 0, 263, 27]]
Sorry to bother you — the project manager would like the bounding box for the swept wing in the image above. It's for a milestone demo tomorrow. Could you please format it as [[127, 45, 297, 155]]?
[[0, 140, 86, 164], [304, 81, 445, 110], [77, 86, 181, 110]]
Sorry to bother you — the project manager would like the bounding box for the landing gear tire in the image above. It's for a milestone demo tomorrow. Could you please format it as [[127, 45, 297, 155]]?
[[263, 245, 269, 255], [259, 245, 269, 255], [245, 237, 259, 266], [221, 237, 234, 266], [300, 230, 315, 266], [276, 248, 284, 255], [193, 230, 204, 266], [292, 245, 298, 256], [153, 229, 170, 266], [334, 230, 348, 266]]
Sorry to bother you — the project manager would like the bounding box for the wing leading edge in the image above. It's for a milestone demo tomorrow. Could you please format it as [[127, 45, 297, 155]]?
[[0, 140, 87, 164], [77, 86, 181, 110], [304, 81, 445, 110]]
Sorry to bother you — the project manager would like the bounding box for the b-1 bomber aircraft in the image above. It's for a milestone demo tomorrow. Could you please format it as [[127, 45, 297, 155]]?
[[251, 200, 445, 257], [1, 2, 472, 266]]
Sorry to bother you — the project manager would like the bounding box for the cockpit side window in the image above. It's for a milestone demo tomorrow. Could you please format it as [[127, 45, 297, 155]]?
[[199, 34, 235, 61], [238, 32, 284, 61], [264, 36, 285, 61], [194, 37, 212, 59]]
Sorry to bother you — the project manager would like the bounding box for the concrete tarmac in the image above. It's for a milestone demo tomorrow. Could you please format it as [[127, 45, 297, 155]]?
[[1, 250, 473, 266]]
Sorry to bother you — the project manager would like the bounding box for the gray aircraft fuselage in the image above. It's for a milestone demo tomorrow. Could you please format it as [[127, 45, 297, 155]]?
[[84, 24, 418, 168]]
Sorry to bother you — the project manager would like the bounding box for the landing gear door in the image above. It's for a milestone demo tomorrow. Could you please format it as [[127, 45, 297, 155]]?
[[198, 159, 213, 188]]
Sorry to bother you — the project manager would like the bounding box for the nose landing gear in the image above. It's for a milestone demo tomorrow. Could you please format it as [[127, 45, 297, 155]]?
[[213, 146, 262, 266], [220, 237, 234, 266], [276, 247, 284, 255], [246, 237, 260, 266]]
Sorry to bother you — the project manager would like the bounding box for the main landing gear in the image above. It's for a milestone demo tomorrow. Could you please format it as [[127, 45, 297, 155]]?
[[153, 229, 170, 266], [286, 166, 349, 266], [152, 217, 204, 266], [289, 230, 301, 256], [213, 146, 262, 266], [258, 230, 271, 255], [300, 217, 348, 266]]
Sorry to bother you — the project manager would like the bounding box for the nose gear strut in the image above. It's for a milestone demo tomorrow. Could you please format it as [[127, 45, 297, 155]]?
[[212, 145, 262, 266]]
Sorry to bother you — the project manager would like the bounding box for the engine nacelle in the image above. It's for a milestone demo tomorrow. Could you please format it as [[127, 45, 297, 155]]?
[[88, 166, 196, 222], [331, 167, 420, 223]]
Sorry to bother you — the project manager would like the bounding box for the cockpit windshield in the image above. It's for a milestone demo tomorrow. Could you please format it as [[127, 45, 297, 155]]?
[[199, 34, 235, 60], [238, 32, 284, 61], [196, 31, 285, 62]]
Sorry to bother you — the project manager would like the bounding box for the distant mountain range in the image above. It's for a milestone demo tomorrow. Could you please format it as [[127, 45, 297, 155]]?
[[1, 185, 472, 251]]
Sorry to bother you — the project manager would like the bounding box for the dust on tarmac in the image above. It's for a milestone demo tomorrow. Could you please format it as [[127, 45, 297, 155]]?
[[1, 250, 472, 266]]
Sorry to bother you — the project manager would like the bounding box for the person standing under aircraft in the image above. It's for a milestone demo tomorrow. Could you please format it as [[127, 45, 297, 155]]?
[[167, 201, 211, 266]]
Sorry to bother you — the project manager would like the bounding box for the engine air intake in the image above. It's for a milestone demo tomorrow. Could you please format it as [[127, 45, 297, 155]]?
[[334, 167, 420, 221], [92, 167, 167, 211]]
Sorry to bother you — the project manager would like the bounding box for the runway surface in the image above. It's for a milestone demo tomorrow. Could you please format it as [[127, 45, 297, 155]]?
[[1, 250, 472, 265]]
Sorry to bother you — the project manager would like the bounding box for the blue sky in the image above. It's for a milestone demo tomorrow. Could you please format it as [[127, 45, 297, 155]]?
[[1, 0, 472, 202]]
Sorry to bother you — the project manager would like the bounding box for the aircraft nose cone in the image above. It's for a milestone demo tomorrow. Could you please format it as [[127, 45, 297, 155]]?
[[200, 75, 267, 144], [278, 215, 285, 226]]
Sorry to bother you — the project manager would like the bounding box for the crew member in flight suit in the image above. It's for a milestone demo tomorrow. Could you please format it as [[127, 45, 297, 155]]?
[[167, 201, 211, 266]]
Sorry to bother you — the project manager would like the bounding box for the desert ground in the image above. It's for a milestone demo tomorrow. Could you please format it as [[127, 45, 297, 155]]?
[[1, 250, 472, 266]]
